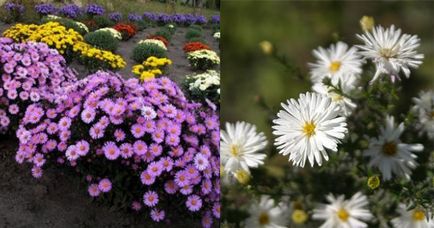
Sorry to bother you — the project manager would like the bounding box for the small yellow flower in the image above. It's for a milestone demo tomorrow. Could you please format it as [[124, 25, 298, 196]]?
[[234, 169, 250, 184], [360, 16, 375, 32], [259, 40, 273, 55], [367, 175, 380, 189], [292, 209, 308, 224]]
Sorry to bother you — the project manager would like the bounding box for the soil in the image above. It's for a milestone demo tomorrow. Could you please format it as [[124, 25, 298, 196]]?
[[0, 21, 219, 228]]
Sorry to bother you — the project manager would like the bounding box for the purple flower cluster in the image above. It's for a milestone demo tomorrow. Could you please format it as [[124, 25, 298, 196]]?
[[4, 2, 24, 13], [0, 38, 76, 132], [143, 13, 210, 26], [211, 15, 220, 24], [16, 71, 220, 226], [109, 12, 122, 22], [85, 4, 105, 16], [35, 3, 57, 16], [59, 4, 81, 19], [128, 13, 142, 22]]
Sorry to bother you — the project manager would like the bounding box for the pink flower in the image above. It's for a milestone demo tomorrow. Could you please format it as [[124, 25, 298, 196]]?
[[140, 171, 155, 185], [88, 184, 100, 197], [131, 201, 142, 211], [164, 180, 178, 194], [133, 140, 147, 156], [33, 153, 46, 167], [194, 153, 209, 171], [143, 191, 159, 207], [65, 145, 79, 161], [174, 171, 189, 187], [89, 125, 104, 139], [103, 141, 120, 160], [186, 195, 202, 212], [119, 143, 134, 159], [76, 140, 90, 156], [147, 161, 163, 177], [150, 209, 165, 222], [149, 143, 162, 157], [114, 129, 126, 142], [98, 178, 112, 193], [81, 108, 96, 124], [131, 124, 145, 138], [58, 117, 72, 130], [31, 166, 43, 178]]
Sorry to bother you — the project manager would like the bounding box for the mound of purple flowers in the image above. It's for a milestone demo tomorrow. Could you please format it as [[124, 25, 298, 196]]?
[[16, 71, 220, 227], [109, 12, 122, 22], [4, 2, 24, 13], [0, 38, 76, 132], [59, 4, 81, 19], [35, 3, 57, 16], [143, 13, 209, 26], [85, 4, 105, 16], [211, 15, 220, 24], [128, 13, 143, 22]]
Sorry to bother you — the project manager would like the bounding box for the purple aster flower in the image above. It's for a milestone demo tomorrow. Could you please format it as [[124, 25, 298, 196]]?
[[103, 141, 120, 160], [98, 178, 112, 192], [109, 12, 122, 22], [147, 161, 163, 177], [35, 3, 57, 16], [186, 195, 202, 212], [133, 140, 147, 156], [119, 143, 134, 159], [85, 4, 105, 16], [150, 209, 165, 222], [140, 170, 155, 185], [143, 191, 159, 207]]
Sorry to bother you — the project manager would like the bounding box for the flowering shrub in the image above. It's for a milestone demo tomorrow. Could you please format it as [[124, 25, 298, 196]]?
[[132, 57, 172, 81], [186, 50, 220, 71], [143, 13, 209, 26], [3, 22, 126, 71], [147, 35, 169, 47], [221, 18, 434, 228], [85, 4, 105, 17], [182, 70, 220, 106], [95, 28, 122, 40], [0, 38, 76, 133], [3, 2, 25, 22], [109, 12, 122, 22], [59, 4, 81, 19], [128, 13, 143, 22], [132, 43, 167, 64], [35, 3, 57, 16], [213, 32, 220, 41], [41, 15, 89, 35], [84, 30, 119, 52], [113, 23, 137, 41], [183, 42, 211, 53], [15, 71, 220, 226], [138, 39, 167, 51]]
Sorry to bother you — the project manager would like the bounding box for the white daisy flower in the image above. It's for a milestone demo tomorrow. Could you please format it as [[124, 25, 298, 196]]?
[[272, 92, 348, 167], [391, 203, 434, 228], [356, 25, 424, 83], [364, 115, 424, 180], [220, 121, 267, 175], [412, 91, 434, 139], [313, 192, 373, 228], [312, 76, 358, 116], [245, 195, 289, 228], [309, 41, 363, 84]]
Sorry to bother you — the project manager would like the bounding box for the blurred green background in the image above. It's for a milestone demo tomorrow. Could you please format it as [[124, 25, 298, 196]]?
[[221, 1, 434, 138]]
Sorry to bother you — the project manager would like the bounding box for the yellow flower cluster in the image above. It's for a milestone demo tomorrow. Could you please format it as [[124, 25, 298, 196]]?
[[132, 56, 172, 81], [3, 22, 125, 70]]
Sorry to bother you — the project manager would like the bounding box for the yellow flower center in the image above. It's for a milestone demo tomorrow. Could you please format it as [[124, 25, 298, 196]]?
[[303, 121, 316, 137], [337, 208, 350, 221], [330, 93, 344, 102], [234, 169, 250, 185], [230, 144, 240, 157], [329, 61, 341, 73], [292, 209, 308, 224], [382, 142, 397, 156], [412, 209, 425, 221], [367, 175, 380, 189], [379, 48, 397, 59], [258, 212, 270, 225]]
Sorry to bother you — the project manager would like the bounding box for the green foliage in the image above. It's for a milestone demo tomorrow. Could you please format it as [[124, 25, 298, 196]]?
[[131, 43, 167, 63], [155, 28, 172, 41], [185, 29, 202, 41], [84, 31, 119, 52], [134, 20, 148, 31], [94, 16, 115, 28], [189, 24, 203, 32]]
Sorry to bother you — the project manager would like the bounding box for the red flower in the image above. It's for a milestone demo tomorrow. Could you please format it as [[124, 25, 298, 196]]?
[[113, 23, 137, 40], [147, 35, 169, 47], [183, 42, 211, 53]]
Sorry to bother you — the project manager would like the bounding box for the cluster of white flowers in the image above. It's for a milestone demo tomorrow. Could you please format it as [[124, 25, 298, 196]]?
[[95, 27, 122, 40], [75, 21, 89, 33], [138, 39, 167, 50], [221, 21, 433, 228], [45, 14, 89, 33], [213, 32, 220, 40], [186, 70, 220, 93], [187, 49, 220, 64]]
